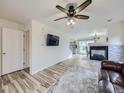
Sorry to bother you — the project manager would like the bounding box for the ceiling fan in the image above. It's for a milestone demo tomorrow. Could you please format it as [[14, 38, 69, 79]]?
[[54, 0, 92, 25]]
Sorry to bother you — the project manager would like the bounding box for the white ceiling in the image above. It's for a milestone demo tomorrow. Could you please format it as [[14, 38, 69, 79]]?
[[0, 0, 124, 38]]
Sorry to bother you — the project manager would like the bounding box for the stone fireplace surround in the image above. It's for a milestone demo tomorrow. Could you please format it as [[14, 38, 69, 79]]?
[[89, 43, 124, 62], [109, 44, 124, 62]]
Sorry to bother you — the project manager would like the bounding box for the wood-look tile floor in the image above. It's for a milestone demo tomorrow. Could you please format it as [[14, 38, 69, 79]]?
[[0, 55, 100, 93]]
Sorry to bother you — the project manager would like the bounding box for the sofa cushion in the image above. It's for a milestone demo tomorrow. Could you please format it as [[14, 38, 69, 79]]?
[[108, 71, 124, 87], [99, 80, 115, 93]]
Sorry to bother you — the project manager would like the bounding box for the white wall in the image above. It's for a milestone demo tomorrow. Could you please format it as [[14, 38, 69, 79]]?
[[107, 21, 124, 45], [77, 28, 108, 43], [30, 20, 72, 74], [0, 19, 25, 31]]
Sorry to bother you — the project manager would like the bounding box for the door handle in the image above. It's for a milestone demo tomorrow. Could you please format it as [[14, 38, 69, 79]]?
[[2, 53, 6, 55]]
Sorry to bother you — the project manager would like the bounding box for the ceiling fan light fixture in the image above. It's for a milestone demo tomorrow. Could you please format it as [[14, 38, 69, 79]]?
[[55, 0, 92, 24], [67, 18, 75, 25], [67, 20, 75, 25]]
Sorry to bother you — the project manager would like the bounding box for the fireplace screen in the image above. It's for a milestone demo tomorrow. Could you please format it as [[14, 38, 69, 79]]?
[[91, 50, 105, 57], [90, 46, 108, 61]]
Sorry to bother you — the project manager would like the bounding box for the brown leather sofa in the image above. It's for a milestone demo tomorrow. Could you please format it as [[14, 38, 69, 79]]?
[[99, 60, 124, 93]]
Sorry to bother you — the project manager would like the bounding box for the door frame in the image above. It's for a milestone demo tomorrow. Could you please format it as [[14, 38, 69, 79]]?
[[23, 31, 30, 69], [0, 28, 2, 76]]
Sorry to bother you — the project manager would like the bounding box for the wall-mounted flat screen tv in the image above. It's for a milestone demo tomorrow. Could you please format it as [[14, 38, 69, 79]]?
[[46, 34, 59, 46]]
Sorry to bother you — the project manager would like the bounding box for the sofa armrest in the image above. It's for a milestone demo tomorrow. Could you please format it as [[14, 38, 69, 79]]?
[[101, 60, 123, 73]]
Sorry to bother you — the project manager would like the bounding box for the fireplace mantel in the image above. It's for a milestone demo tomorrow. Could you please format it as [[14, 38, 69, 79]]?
[[88, 43, 108, 47]]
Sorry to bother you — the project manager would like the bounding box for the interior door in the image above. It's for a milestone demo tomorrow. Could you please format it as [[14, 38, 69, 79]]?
[[2, 28, 23, 75], [0, 28, 2, 76]]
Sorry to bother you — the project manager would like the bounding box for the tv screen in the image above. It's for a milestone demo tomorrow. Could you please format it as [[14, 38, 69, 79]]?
[[46, 34, 59, 46]]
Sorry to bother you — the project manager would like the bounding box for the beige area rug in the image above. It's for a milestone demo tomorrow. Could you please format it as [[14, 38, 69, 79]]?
[[44, 66, 98, 93]]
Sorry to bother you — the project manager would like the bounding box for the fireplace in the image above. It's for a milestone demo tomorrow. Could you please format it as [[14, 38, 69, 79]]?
[[90, 46, 108, 61]]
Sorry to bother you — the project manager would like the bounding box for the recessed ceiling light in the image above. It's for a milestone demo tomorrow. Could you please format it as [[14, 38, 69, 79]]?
[[107, 19, 112, 22]]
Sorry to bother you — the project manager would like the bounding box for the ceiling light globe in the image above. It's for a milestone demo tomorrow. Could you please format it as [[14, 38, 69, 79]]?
[[72, 21, 75, 25], [67, 22, 71, 25], [70, 19, 74, 23]]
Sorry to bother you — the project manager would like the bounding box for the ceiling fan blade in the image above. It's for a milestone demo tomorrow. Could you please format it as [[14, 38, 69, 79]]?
[[75, 0, 92, 13], [56, 5, 69, 14], [75, 15, 89, 19], [54, 17, 68, 21]]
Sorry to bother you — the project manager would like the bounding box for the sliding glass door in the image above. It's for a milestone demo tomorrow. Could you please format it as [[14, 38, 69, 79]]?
[[77, 40, 94, 56], [78, 41, 87, 55]]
